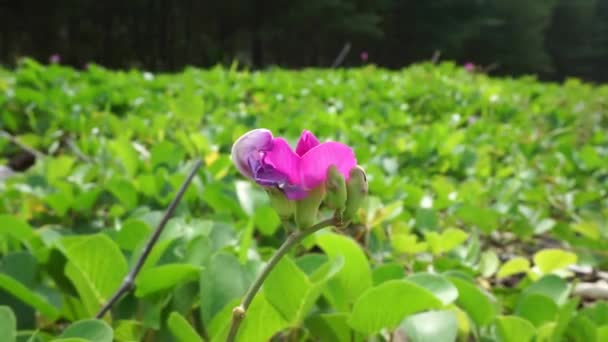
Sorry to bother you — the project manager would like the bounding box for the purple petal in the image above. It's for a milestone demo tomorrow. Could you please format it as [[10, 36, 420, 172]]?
[[281, 183, 309, 200], [231, 129, 273, 179], [300, 142, 357, 189], [295, 130, 320, 156], [263, 137, 300, 184]]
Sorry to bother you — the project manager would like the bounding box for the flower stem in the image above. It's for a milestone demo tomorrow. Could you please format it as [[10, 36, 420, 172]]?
[[225, 217, 335, 342]]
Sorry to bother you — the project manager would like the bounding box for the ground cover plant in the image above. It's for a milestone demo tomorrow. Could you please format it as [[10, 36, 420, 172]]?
[[0, 59, 607, 341]]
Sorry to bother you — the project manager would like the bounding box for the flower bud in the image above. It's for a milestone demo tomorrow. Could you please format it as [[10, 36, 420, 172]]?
[[266, 187, 295, 220], [343, 166, 368, 221], [295, 186, 325, 229], [325, 165, 347, 221]]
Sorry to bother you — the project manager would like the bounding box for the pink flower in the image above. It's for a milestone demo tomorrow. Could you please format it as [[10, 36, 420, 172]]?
[[464, 62, 475, 72], [231, 129, 357, 200], [49, 54, 61, 64], [360, 51, 369, 62]]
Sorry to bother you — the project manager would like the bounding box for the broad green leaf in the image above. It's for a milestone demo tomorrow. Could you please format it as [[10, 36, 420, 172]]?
[[306, 313, 357, 342], [263, 256, 311, 322], [151, 141, 185, 169], [515, 294, 558, 327], [316, 233, 372, 311], [407, 273, 459, 305], [0, 274, 60, 320], [565, 314, 597, 342], [253, 205, 281, 236], [572, 221, 600, 240], [115, 219, 151, 251], [348, 280, 443, 334], [135, 264, 201, 297], [448, 276, 497, 327], [551, 298, 579, 341], [400, 310, 458, 342], [533, 249, 577, 275], [0, 215, 37, 247], [168, 312, 203, 342], [455, 205, 499, 233], [58, 319, 113, 342], [0, 306, 16, 342], [391, 234, 428, 255], [524, 275, 570, 305], [234, 293, 288, 342], [60, 234, 128, 317], [496, 315, 536, 342], [45, 156, 75, 183], [107, 178, 138, 211], [580, 302, 608, 325], [479, 250, 500, 278], [497, 257, 530, 279], [113, 320, 143, 342], [372, 263, 404, 285], [200, 253, 256, 324]]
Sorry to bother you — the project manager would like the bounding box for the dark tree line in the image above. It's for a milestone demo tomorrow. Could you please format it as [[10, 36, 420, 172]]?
[[1, 0, 608, 81]]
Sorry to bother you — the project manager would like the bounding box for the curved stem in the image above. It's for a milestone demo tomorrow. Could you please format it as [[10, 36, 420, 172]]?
[[226, 217, 335, 342]]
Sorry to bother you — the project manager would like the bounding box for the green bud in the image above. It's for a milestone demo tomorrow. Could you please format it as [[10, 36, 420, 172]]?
[[343, 166, 368, 221], [295, 186, 325, 229], [266, 187, 295, 220], [325, 165, 347, 221]]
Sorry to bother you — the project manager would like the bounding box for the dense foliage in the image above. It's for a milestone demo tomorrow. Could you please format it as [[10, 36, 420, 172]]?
[[3, 0, 608, 82], [1, 59, 608, 341]]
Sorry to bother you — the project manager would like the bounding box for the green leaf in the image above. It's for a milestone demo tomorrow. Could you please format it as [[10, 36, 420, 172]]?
[[551, 298, 579, 341], [107, 178, 138, 211], [0, 274, 60, 320], [135, 264, 201, 297], [348, 280, 443, 334], [253, 206, 281, 236], [455, 205, 499, 233], [200, 253, 255, 324], [407, 273, 459, 305], [479, 250, 500, 278], [496, 316, 536, 342], [533, 249, 577, 275], [0, 215, 37, 247], [168, 312, 203, 342], [497, 257, 530, 279], [233, 293, 288, 342], [448, 276, 497, 327], [523, 275, 570, 305], [400, 310, 458, 342], [151, 141, 185, 169], [115, 219, 151, 251], [372, 263, 404, 286], [263, 256, 311, 322], [113, 320, 144, 342], [391, 234, 428, 255], [60, 234, 128, 317], [58, 319, 113, 342], [515, 294, 558, 327], [235, 181, 268, 217], [572, 221, 600, 240], [316, 233, 372, 311], [306, 313, 355, 342], [0, 306, 16, 342], [45, 156, 75, 183], [425, 228, 468, 255], [565, 314, 597, 342]]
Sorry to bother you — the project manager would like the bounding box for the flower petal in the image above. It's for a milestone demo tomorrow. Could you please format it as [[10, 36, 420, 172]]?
[[263, 137, 300, 184], [231, 129, 274, 179], [295, 130, 320, 156], [300, 142, 357, 189]]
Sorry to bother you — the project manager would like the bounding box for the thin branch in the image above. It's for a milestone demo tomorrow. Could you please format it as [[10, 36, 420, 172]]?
[[95, 159, 202, 319], [226, 217, 336, 342], [331, 42, 351, 68], [64, 137, 93, 163], [0, 130, 46, 159]]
